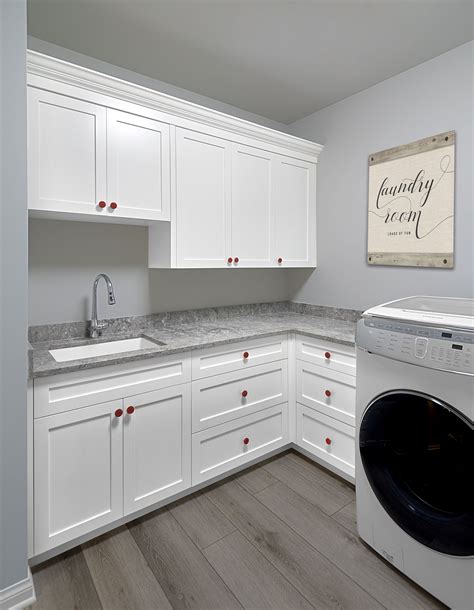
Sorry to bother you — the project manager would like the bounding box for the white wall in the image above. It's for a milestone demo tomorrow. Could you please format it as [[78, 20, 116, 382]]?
[[0, 0, 29, 593], [288, 42, 474, 310], [29, 219, 291, 325]]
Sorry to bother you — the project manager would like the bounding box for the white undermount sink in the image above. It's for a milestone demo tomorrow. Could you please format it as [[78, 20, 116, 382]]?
[[49, 337, 162, 362]]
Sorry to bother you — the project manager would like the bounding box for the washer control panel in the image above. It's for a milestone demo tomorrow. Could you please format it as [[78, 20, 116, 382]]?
[[358, 317, 473, 374]]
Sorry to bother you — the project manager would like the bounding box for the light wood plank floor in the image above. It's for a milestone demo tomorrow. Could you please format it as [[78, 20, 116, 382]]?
[[30, 451, 445, 610]]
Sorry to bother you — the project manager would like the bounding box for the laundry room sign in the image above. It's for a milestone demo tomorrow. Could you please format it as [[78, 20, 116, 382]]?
[[367, 131, 455, 268]]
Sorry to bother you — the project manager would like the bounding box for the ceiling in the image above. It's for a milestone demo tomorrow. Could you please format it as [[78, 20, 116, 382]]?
[[27, 0, 473, 124]]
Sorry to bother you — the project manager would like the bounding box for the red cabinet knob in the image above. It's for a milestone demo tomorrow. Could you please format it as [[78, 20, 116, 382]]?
[[115, 408, 123, 418], [324, 351, 331, 359], [243, 351, 249, 360], [325, 390, 332, 398], [227, 257, 233, 264], [98, 201, 107, 209], [109, 202, 118, 210], [126, 406, 135, 415], [243, 437, 250, 445], [277, 257, 283, 264], [325, 437, 332, 445], [234, 257, 239, 264], [241, 390, 248, 398]]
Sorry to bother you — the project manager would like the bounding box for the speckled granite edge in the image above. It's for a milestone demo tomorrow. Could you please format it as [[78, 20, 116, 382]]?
[[29, 301, 362, 343]]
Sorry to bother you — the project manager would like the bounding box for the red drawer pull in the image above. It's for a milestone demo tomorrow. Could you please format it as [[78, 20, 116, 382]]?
[[241, 390, 248, 398], [325, 437, 332, 445], [98, 201, 107, 209], [243, 351, 249, 360], [324, 351, 331, 359], [277, 257, 283, 264], [126, 406, 135, 415], [114, 408, 123, 418], [109, 201, 118, 210], [234, 257, 239, 264], [243, 437, 250, 445], [325, 390, 332, 398], [227, 257, 233, 264]]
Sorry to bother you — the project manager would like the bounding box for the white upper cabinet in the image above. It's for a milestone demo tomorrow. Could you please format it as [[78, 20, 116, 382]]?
[[230, 144, 273, 267], [107, 109, 170, 221], [176, 129, 231, 267], [272, 155, 317, 266], [27, 52, 322, 266], [28, 88, 107, 217], [28, 88, 170, 222]]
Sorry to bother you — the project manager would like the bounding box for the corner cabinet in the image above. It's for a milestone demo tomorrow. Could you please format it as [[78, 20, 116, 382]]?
[[27, 51, 322, 267]]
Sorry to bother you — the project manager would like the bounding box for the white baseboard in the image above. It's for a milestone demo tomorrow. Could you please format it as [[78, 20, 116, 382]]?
[[0, 568, 36, 610]]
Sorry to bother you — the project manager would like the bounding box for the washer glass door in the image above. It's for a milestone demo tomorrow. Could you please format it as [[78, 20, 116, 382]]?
[[360, 391, 474, 556]]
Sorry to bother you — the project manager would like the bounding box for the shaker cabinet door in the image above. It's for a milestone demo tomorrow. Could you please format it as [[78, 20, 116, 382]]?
[[28, 87, 107, 216], [176, 128, 231, 267], [230, 144, 273, 267], [34, 400, 123, 554], [123, 385, 191, 514], [272, 156, 316, 267], [107, 109, 170, 221]]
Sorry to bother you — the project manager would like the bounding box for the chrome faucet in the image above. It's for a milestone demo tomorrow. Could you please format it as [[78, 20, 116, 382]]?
[[90, 273, 116, 338]]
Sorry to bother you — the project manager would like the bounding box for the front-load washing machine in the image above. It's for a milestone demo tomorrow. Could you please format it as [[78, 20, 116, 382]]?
[[356, 296, 473, 609]]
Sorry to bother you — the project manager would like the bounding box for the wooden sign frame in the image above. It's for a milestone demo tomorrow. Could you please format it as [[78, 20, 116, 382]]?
[[367, 131, 455, 268]]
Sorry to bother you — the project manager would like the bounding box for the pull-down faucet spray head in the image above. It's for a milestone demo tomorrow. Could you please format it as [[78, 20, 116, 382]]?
[[90, 273, 116, 338]]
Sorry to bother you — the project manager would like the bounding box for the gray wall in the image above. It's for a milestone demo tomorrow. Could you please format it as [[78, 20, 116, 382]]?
[[288, 42, 474, 311], [29, 219, 291, 325], [0, 0, 29, 592], [28, 36, 288, 132]]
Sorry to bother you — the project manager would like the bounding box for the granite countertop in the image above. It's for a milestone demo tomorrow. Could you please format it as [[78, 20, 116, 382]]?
[[29, 305, 359, 379]]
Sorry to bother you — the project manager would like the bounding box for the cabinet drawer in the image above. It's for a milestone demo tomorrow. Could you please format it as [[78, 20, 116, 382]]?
[[34, 352, 191, 418], [296, 361, 355, 426], [296, 404, 355, 479], [192, 361, 288, 432], [192, 335, 288, 379], [192, 404, 288, 484], [296, 335, 356, 377]]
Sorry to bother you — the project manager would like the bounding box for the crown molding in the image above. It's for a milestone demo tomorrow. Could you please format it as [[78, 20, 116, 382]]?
[[26, 50, 323, 159]]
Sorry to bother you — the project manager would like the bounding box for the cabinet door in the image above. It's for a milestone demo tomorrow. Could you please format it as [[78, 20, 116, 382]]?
[[176, 128, 231, 267], [272, 155, 316, 266], [123, 385, 191, 515], [107, 109, 170, 221], [230, 144, 273, 266], [28, 87, 107, 216], [34, 400, 123, 554]]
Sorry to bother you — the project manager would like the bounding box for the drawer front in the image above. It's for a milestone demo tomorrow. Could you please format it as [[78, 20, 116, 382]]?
[[296, 361, 355, 426], [192, 404, 288, 484], [34, 352, 191, 418], [296, 403, 355, 478], [192, 335, 288, 380], [192, 360, 288, 432], [296, 335, 356, 377]]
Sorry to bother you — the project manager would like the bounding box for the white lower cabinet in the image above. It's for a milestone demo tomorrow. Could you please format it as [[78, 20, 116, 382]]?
[[31, 333, 356, 559], [124, 385, 191, 514], [296, 403, 355, 479], [34, 399, 123, 554], [192, 404, 288, 485]]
